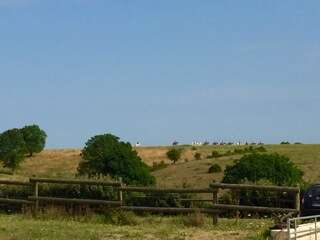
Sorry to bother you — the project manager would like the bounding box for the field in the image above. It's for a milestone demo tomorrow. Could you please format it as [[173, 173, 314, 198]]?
[[3, 144, 320, 188], [0, 144, 318, 240], [0, 214, 271, 240]]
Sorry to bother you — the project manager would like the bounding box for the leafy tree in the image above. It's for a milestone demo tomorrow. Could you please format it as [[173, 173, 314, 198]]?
[[21, 124, 47, 157], [0, 129, 27, 171], [166, 148, 182, 164], [78, 133, 155, 186], [222, 153, 303, 186], [222, 153, 303, 211]]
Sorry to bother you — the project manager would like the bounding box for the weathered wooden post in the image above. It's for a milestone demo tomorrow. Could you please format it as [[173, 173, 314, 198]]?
[[234, 189, 240, 224], [295, 187, 300, 216], [118, 177, 123, 206], [33, 180, 39, 214], [212, 187, 218, 225]]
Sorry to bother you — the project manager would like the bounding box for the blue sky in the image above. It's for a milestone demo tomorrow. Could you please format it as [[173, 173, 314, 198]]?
[[0, 0, 319, 148]]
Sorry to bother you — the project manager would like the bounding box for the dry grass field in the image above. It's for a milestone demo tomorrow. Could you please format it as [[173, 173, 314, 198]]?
[[0, 214, 271, 240], [1, 144, 319, 188]]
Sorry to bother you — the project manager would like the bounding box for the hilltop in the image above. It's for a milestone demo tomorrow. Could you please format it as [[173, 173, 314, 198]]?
[[2, 144, 319, 187]]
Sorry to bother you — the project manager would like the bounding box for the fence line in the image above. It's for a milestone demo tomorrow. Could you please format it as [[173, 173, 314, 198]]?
[[0, 178, 300, 225]]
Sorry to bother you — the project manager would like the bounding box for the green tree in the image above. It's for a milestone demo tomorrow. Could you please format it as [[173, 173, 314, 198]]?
[[0, 129, 27, 171], [166, 148, 182, 164], [21, 124, 47, 157], [222, 153, 303, 186], [78, 133, 155, 186]]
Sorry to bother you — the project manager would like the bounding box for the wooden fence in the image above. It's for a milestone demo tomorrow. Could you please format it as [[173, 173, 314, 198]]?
[[0, 178, 300, 225]]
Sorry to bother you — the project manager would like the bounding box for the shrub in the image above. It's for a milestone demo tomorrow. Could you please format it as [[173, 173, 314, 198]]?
[[21, 124, 47, 157], [209, 151, 221, 158], [108, 210, 138, 225], [191, 146, 197, 151], [166, 148, 182, 164], [223, 153, 303, 186], [78, 133, 155, 186], [126, 183, 194, 209], [208, 164, 222, 173], [233, 148, 244, 154], [150, 161, 168, 171], [0, 128, 27, 171], [182, 210, 205, 227], [280, 141, 290, 145], [194, 152, 201, 160], [223, 150, 233, 156], [255, 146, 267, 152]]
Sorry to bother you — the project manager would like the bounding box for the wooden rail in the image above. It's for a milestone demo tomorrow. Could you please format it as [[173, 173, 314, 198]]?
[[0, 180, 31, 186], [0, 198, 33, 205], [210, 183, 300, 193], [120, 186, 213, 193], [29, 178, 121, 186], [121, 206, 220, 214], [28, 196, 121, 206], [211, 204, 298, 213]]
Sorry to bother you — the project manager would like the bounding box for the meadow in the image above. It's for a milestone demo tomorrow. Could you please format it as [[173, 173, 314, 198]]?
[[4, 144, 320, 188]]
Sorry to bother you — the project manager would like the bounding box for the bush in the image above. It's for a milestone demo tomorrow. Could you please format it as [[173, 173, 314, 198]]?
[[0, 128, 27, 171], [21, 124, 47, 157], [166, 148, 182, 164], [126, 191, 193, 208], [255, 146, 267, 152], [78, 133, 155, 186], [182, 210, 205, 227], [224, 150, 233, 156], [106, 210, 138, 225], [223, 153, 303, 186], [150, 161, 168, 171], [194, 152, 201, 160], [280, 141, 290, 145], [209, 151, 221, 158], [208, 164, 222, 173]]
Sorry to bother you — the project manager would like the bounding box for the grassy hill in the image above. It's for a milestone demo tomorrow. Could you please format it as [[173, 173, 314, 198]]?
[[2, 144, 320, 188]]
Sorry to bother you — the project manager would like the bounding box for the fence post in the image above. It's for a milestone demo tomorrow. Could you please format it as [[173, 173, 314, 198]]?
[[118, 178, 123, 206], [212, 188, 218, 225], [235, 190, 240, 224], [33, 180, 39, 214], [295, 188, 300, 216]]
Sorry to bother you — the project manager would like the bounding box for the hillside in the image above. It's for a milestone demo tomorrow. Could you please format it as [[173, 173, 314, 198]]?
[[2, 144, 320, 187]]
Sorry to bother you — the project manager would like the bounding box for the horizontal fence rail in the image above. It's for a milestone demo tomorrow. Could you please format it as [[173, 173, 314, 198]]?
[[121, 206, 220, 214], [211, 204, 298, 213], [0, 178, 301, 225], [0, 198, 33, 205], [120, 186, 213, 193], [210, 183, 300, 193], [28, 196, 122, 206], [29, 178, 121, 186], [0, 180, 31, 186]]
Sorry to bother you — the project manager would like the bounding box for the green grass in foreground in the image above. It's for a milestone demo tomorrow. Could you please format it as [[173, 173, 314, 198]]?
[[0, 213, 272, 240]]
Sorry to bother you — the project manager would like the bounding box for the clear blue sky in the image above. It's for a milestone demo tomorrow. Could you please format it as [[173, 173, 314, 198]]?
[[1, 0, 319, 148]]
